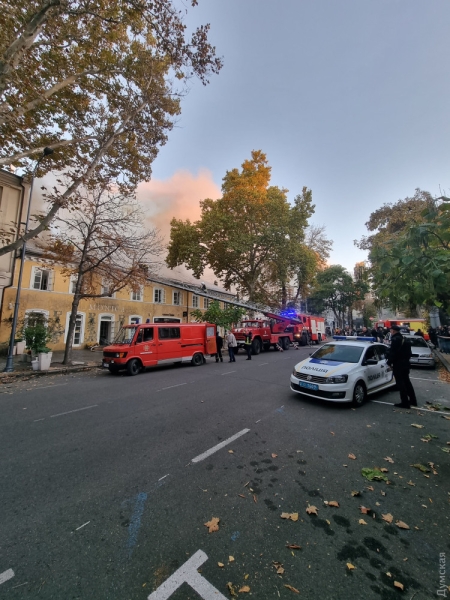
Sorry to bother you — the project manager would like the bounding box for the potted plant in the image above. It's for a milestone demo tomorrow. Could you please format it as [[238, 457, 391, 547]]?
[[37, 346, 53, 371], [22, 321, 55, 370]]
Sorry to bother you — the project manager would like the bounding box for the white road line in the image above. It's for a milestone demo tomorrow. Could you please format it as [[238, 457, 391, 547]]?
[[158, 474, 169, 481], [75, 521, 90, 531], [221, 371, 236, 375], [160, 383, 187, 391], [371, 400, 449, 415], [258, 363, 268, 366], [50, 404, 98, 418], [32, 383, 68, 390], [33, 418, 45, 422], [410, 377, 445, 382], [191, 428, 250, 464], [0, 569, 14, 585], [147, 550, 227, 600]]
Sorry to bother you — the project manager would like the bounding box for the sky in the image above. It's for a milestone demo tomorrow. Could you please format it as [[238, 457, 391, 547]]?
[[136, 0, 450, 275]]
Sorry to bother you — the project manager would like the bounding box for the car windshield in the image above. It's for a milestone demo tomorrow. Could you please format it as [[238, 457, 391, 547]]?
[[113, 326, 137, 345], [408, 337, 428, 348], [311, 343, 364, 363], [240, 321, 260, 328]]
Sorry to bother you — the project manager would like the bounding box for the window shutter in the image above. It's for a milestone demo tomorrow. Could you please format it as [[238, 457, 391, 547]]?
[[47, 270, 55, 291], [32, 268, 41, 289], [179, 292, 183, 305], [162, 289, 166, 304]]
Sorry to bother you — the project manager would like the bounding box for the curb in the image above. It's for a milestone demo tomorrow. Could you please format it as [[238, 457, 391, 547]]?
[[434, 349, 450, 373], [0, 364, 101, 380]]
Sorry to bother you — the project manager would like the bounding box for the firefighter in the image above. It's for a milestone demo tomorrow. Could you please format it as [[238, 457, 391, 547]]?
[[215, 331, 223, 362], [244, 330, 253, 360]]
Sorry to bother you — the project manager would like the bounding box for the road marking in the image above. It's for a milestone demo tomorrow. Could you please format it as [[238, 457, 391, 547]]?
[[258, 363, 268, 366], [32, 383, 68, 390], [371, 400, 449, 415], [33, 418, 45, 422], [0, 569, 14, 585], [50, 404, 98, 418], [191, 428, 250, 464], [147, 550, 227, 600], [75, 521, 90, 531], [371, 400, 394, 406], [160, 383, 187, 391], [158, 474, 169, 481], [221, 371, 236, 375], [410, 377, 445, 382]]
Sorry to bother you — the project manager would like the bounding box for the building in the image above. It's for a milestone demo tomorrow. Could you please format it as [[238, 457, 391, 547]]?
[[0, 246, 238, 352]]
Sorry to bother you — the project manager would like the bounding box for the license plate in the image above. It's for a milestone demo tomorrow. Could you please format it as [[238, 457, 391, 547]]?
[[299, 381, 319, 391], [103, 362, 109, 368]]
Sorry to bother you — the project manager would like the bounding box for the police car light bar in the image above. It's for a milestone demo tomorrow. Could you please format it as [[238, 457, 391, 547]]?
[[333, 336, 377, 342]]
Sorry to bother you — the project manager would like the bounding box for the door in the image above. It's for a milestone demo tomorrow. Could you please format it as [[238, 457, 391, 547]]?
[[99, 317, 112, 345], [363, 346, 383, 391], [374, 345, 394, 386], [156, 326, 182, 363], [134, 326, 157, 366], [73, 314, 84, 347]]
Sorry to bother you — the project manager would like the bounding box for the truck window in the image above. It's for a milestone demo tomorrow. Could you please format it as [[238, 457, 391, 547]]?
[[159, 327, 181, 339], [136, 328, 153, 343]]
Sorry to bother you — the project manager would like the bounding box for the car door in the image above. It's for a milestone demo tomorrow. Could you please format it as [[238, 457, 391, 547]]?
[[362, 346, 383, 391], [374, 345, 394, 385], [134, 326, 157, 366]]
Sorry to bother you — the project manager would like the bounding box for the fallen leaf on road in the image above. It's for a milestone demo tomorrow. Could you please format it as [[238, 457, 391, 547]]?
[[384, 456, 394, 463], [441, 447, 450, 453], [229, 556, 235, 562], [253, 495, 257, 504], [327, 501, 340, 508], [218, 562, 224, 568], [382, 513, 393, 523], [420, 438, 431, 443], [244, 574, 249, 580], [306, 505, 318, 515], [271, 453, 278, 458], [380, 468, 389, 473], [394, 581, 404, 591], [351, 490, 361, 497], [346, 563, 356, 570], [276, 566, 285, 575], [411, 423, 424, 429], [284, 584, 300, 594], [396, 520, 410, 530], [228, 450, 234, 454], [281, 512, 299, 522], [362, 468, 387, 482], [238, 586, 250, 593], [411, 463, 430, 473], [386, 572, 392, 578], [380, 491, 386, 496], [366, 486, 374, 491], [227, 582, 237, 596], [326, 519, 331, 525], [330, 431, 335, 435], [204, 517, 220, 533], [348, 453, 356, 460], [358, 519, 368, 525], [407, 481, 415, 486], [360, 506, 370, 514], [286, 544, 301, 550]]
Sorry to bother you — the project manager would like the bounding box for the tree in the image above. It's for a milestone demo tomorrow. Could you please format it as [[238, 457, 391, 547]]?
[[369, 196, 450, 311], [308, 265, 368, 327], [190, 300, 245, 330], [0, 0, 222, 256], [40, 184, 163, 364], [166, 151, 314, 304]]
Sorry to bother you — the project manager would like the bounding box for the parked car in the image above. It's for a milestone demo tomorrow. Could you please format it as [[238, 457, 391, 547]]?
[[290, 336, 395, 407], [403, 334, 436, 369]]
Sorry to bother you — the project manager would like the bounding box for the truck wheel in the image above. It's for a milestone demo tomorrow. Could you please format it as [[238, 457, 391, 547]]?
[[127, 359, 141, 376], [251, 338, 261, 355], [263, 342, 271, 352], [281, 337, 290, 351], [352, 381, 367, 407], [191, 353, 204, 366], [317, 333, 322, 343], [300, 333, 308, 346]]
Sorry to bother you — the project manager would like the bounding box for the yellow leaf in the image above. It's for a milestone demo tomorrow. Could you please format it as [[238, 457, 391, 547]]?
[[351, 490, 360, 497], [407, 481, 415, 486], [360, 506, 370, 514], [228, 449, 234, 453], [281, 512, 298, 521], [271, 453, 278, 458], [218, 562, 224, 568], [384, 456, 394, 463], [346, 563, 356, 570], [380, 467, 389, 473], [276, 566, 285, 574], [382, 513, 393, 523], [394, 581, 404, 591], [238, 585, 250, 593], [411, 423, 424, 428], [227, 582, 237, 596], [229, 556, 235, 562], [306, 505, 318, 515], [328, 501, 340, 507], [386, 572, 392, 577], [358, 519, 368, 525], [284, 584, 300, 594], [244, 574, 249, 580], [204, 517, 220, 533], [348, 453, 356, 460], [396, 520, 410, 530], [326, 519, 331, 525]]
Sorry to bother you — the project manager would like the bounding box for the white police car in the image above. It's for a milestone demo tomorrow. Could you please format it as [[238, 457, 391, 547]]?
[[290, 336, 395, 407]]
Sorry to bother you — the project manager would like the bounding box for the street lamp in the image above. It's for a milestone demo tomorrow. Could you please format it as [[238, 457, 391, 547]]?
[[3, 147, 54, 372]]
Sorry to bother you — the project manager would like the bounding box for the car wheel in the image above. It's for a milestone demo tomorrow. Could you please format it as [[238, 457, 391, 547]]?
[[352, 381, 367, 407], [126, 359, 141, 376], [191, 353, 204, 366], [252, 338, 261, 355]]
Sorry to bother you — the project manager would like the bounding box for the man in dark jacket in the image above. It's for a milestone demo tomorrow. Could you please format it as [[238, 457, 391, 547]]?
[[244, 331, 253, 360], [387, 325, 417, 409], [215, 331, 223, 362]]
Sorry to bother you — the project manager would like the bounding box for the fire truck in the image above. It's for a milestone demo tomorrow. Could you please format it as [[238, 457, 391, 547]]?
[[231, 311, 326, 355], [375, 319, 429, 340]]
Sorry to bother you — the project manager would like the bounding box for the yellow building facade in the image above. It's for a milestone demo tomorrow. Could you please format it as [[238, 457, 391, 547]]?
[[0, 250, 229, 351]]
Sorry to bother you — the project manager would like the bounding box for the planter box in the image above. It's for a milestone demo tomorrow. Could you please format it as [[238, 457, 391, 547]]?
[[15, 341, 26, 355], [38, 352, 53, 371], [31, 359, 39, 371]]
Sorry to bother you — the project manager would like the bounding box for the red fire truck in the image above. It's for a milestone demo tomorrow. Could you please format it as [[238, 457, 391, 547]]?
[[102, 322, 217, 375], [231, 312, 326, 354]]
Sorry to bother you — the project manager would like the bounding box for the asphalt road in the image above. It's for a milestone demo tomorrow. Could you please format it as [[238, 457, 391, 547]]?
[[0, 346, 449, 600]]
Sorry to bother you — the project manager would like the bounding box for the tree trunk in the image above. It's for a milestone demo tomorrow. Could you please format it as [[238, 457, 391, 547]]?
[[63, 292, 81, 365], [281, 283, 287, 310]]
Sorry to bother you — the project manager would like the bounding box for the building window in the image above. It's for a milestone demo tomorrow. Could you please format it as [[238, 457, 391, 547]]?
[[64, 312, 85, 346], [129, 315, 142, 325], [192, 295, 199, 308], [101, 280, 115, 298], [31, 268, 54, 291], [69, 275, 78, 294], [131, 287, 143, 301], [173, 291, 183, 306], [203, 297, 211, 309], [154, 288, 165, 304], [25, 309, 49, 327]]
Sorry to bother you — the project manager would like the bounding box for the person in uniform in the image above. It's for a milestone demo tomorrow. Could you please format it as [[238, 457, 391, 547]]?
[[215, 331, 223, 362], [244, 330, 253, 360], [387, 325, 417, 409]]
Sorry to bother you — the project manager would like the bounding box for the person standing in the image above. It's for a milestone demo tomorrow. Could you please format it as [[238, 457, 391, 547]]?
[[226, 330, 237, 362], [244, 330, 253, 360], [215, 331, 224, 362], [387, 325, 417, 409]]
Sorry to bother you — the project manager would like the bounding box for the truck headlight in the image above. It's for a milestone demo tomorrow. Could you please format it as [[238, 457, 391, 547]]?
[[114, 352, 127, 358], [325, 375, 348, 384]]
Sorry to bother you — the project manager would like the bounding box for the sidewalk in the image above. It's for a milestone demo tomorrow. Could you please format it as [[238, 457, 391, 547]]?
[[0, 348, 103, 379], [435, 349, 450, 373]]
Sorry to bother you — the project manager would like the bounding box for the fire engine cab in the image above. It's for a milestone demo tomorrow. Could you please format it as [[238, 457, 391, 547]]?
[[102, 322, 217, 375]]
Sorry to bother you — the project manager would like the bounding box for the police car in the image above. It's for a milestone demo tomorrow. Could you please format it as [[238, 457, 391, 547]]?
[[290, 336, 395, 407]]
